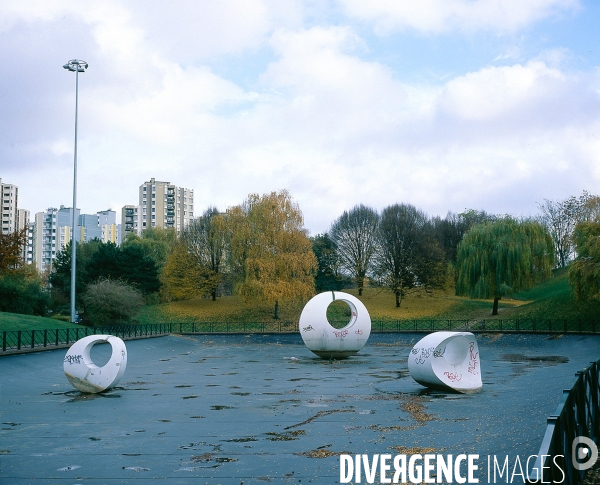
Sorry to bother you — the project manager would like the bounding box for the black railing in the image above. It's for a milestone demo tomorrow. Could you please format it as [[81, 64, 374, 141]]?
[[528, 359, 600, 484], [1, 323, 171, 353], [173, 318, 600, 334], [2, 319, 599, 354]]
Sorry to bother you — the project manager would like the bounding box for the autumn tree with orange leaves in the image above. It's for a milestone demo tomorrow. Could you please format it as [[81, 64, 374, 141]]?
[[229, 190, 317, 319]]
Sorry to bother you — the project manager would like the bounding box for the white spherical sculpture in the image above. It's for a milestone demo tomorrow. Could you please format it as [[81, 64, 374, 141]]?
[[299, 291, 371, 359], [408, 332, 482, 393], [63, 335, 127, 393]]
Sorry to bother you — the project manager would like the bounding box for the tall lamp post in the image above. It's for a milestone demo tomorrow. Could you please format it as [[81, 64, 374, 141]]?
[[63, 59, 88, 323]]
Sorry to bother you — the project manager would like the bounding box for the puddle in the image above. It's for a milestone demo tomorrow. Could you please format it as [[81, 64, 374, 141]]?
[[500, 354, 569, 364], [211, 405, 234, 410]]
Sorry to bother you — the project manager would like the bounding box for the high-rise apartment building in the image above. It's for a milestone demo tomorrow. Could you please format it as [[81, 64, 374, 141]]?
[[1, 178, 19, 235], [121, 205, 142, 238], [97, 210, 118, 244], [30, 206, 120, 273], [138, 178, 193, 234], [33, 207, 62, 273]]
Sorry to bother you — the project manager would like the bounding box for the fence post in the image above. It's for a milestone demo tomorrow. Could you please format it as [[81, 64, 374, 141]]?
[[31, 330, 35, 349], [55, 329, 59, 347], [17, 330, 21, 350], [44, 329, 48, 347], [2, 331, 6, 351]]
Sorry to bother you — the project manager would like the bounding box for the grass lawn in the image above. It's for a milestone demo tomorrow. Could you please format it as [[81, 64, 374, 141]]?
[[138, 268, 600, 326], [0, 312, 84, 332], [4, 268, 599, 332]]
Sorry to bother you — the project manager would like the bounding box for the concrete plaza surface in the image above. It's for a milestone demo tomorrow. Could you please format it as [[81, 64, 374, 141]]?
[[1, 332, 599, 484]]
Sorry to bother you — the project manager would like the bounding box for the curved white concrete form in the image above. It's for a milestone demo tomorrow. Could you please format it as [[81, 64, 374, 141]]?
[[299, 291, 371, 359], [408, 332, 482, 393], [63, 335, 127, 393]]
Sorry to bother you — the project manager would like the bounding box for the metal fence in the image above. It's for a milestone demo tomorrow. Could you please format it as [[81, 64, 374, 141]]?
[[528, 359, 600, 484], [1, 323, 171, 353], [2, 318, 599, 354], [166, 318, 600, 335]]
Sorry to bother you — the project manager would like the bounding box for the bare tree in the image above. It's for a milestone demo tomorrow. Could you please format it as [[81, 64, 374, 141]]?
[[179, 207, 227, 301], [330, 205, 379, 296], [538, 192, 596, 267], [374, 204, 446, 307]]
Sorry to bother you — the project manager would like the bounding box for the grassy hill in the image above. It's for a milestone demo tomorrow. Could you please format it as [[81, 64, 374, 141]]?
[[3, 268, 599, 331], [138, 268, 600, 325]]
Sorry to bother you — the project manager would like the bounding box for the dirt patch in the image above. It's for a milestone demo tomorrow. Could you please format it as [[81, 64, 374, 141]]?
[[297, 448, 351, 458], [389, 445, 439, 454]]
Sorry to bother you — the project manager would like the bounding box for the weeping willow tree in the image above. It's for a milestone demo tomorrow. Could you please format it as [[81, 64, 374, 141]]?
[[229, 190, 317, 319], [456, 218, 555, 315], [568, 221, 600, 301]]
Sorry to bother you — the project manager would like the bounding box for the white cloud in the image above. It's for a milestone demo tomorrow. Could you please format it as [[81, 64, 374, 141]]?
[[338, 0, 580, 34], [2, 1, 599, 235]]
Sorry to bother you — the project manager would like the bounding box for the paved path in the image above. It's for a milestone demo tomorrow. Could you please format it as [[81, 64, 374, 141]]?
[[1, 333, 598, 484]]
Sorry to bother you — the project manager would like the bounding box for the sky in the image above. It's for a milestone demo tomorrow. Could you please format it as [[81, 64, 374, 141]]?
[[1, 0, 600, 235]]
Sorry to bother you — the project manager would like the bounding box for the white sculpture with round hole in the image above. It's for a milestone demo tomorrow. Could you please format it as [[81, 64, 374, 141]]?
[[63, 335, 127, 393], [299, 291, 371, 359], [408, 331, 482, 393]]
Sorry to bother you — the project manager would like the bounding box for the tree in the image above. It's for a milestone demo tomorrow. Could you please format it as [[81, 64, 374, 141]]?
[[51, 240, 160, 305], [50, 239, 103, 303], [82, 278, 144, 326], [330, 204, 379, 296], [230, 190, 317, 319], [538, 192, 596, 267], [118, 244, 161, 295], [0, 265, 49, 315], [0, 228, 47, 316], [456, 218, 555, 315], [162, 208, 227, 301], [431, 210, 497, 265], [181, 208, 227, 300], [122, 227, 177, 270], [431, 212, 468, 264], [568, 221, 600, 301], [86, 242, 160, 295], [162, 242, 207, 300], [0, 227, 27, 275], [311, 233, 346, 292], [374, 204, 446, 307]]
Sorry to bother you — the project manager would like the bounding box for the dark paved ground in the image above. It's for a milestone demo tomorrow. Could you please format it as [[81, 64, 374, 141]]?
[[1, 332, 598, 484]]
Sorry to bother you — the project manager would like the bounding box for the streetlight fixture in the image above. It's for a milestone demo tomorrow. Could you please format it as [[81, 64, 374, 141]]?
[[63, 59, 88, 323]]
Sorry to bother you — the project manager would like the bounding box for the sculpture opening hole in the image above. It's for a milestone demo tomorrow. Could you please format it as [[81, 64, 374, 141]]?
[[326, 300, 353, 329], [90, 342, 112, 367], [443, 336, 469, 367]]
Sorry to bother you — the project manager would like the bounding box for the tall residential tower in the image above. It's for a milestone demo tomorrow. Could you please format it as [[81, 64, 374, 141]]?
[[138, 178, 193, 234]]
